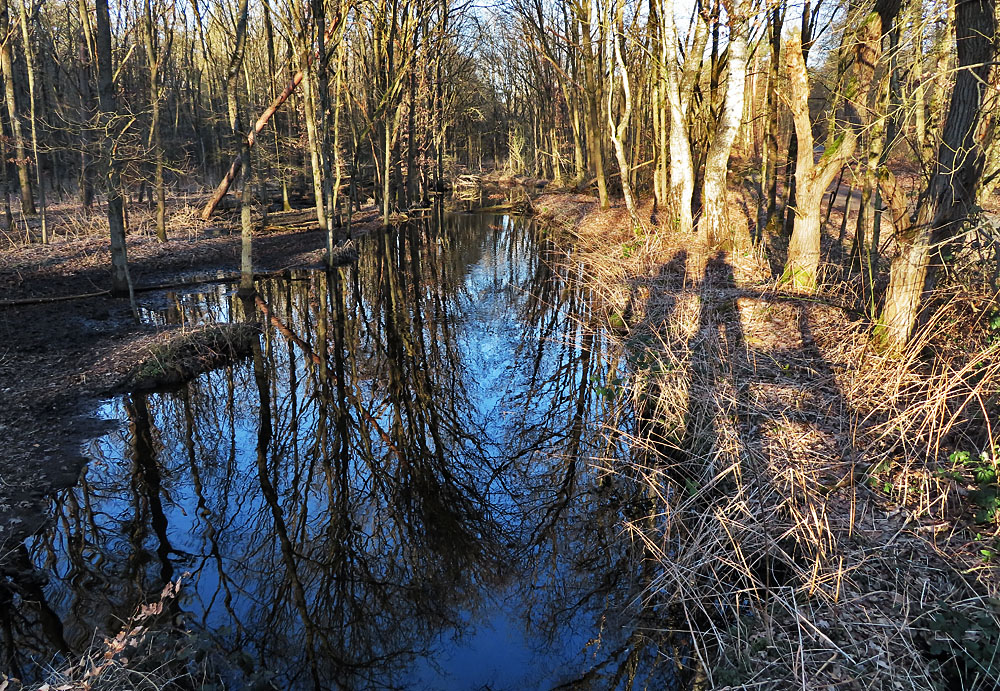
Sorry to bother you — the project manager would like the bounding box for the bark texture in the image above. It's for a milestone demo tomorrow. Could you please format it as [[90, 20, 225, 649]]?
[[877, 0, 996, 348]]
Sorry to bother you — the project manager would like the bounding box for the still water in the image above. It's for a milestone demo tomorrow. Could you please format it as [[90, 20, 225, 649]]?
[[3, 212, 680, 689]]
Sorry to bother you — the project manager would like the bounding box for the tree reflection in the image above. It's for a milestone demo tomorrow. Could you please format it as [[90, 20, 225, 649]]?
[[3, 212, 680, 689]]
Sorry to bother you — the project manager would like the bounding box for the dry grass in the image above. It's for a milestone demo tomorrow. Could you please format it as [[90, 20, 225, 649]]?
[[536, 192, 1000, 690], [4, 577, 203, 691], [124, 322, 260, 391]]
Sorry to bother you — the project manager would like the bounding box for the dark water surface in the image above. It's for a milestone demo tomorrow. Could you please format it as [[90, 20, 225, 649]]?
[[3, 212, 677, 689]]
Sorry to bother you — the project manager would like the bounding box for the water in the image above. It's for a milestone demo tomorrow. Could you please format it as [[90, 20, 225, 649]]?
[[2, 212, 680, 689]]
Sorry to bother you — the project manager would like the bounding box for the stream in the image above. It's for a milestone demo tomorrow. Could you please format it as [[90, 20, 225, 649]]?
[[1, 211, 681, 689]]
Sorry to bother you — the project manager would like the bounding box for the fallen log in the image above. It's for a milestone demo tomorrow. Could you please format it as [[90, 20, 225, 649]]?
[[201, 13, 343, 221], [0, 266, 301, 309]]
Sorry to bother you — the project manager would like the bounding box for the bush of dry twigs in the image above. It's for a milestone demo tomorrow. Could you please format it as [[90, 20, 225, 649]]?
[[4, 577, 197, 691]]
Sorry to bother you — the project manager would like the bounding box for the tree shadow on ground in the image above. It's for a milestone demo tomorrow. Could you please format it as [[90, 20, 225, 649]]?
[[623, 244, 918, 686]]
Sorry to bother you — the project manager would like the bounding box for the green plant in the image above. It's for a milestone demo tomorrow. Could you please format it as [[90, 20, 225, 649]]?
[[621, 239, 642, 259], [947, 447, 1000, 523], [591, 374, 625, 400], [922, 603, 1000, 687], [949, 450, 972, 465], [984, 309, 1000, 346]]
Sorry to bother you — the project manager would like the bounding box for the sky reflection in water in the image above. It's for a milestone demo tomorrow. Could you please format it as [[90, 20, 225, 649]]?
[[8, 212, 679, 689]]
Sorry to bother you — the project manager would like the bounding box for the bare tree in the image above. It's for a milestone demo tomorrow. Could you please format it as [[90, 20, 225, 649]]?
[[141, 0, 173, 241], [95, 0, 133, 301], [699, 0, 750, 245], [224, 0, 251, 292]]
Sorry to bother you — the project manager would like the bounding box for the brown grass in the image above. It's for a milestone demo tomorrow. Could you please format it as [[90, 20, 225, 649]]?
[[536, 192, 1000, 689], [7, 577, 202, 691]]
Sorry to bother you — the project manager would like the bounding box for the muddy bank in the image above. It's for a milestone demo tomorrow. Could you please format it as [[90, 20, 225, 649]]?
[[0, 217, 354, 550]]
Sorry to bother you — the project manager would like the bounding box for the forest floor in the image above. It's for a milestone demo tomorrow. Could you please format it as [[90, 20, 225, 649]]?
[[0, 201, 383, 553], [535, 192, 1000, 689]]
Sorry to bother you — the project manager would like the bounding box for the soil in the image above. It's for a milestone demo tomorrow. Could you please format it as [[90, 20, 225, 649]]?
[[0, 204, 382, 552]]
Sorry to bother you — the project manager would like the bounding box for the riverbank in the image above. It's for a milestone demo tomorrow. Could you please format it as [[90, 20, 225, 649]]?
[[535, 192, 1000, 688]]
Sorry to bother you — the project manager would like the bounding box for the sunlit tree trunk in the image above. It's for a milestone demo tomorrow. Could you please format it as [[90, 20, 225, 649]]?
[[700, 2, 749, 245], [608, 0, 638, 224], [877, 0, 996, 348], [659, 0, 707, 235], [781, 31, 857, 291], [302, 67, 327, 228]]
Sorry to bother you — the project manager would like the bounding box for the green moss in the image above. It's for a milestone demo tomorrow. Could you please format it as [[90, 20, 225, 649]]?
[[820, 132, 847, 160], [779, 265, 816, 292]]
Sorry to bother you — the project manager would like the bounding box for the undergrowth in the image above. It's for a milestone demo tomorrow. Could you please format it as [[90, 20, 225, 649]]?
[[537, 192, 1000, 690]]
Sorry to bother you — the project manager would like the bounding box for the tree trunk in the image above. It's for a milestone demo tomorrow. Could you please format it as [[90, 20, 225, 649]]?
[[877, 0, 996, 348], [16, 0, 46, 241], [756, 3, 784, 240], [0, 106, 12, 228], [0, 0, 34, 214], [608, 0, 639, 225], [781, 32, 857, 291], [577, 0, 609, 208], [302, 69, 327, 228], [77, 17, 94, 210], [700, 4, 749, 245], [659, 0, 707, 235], [95, 0, 133, 301], [142, 0, 171, 242], [330, 7, 346, 240], [223, 0, 251, 292]]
